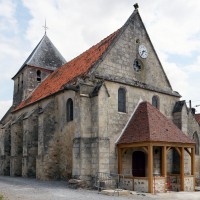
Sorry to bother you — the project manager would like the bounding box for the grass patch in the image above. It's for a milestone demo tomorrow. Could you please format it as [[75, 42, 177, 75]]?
[[0, 194, 4, 200]]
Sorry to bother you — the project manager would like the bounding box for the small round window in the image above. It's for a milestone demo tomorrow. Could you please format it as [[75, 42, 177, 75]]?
[[133, 59, 143, 72]]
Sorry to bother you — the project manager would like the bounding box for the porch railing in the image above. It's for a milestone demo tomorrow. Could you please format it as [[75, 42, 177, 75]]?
[[94, 172, 125, 193]]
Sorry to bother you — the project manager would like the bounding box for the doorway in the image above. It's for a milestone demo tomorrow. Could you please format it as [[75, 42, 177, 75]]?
[[132, 151, 145, 177]]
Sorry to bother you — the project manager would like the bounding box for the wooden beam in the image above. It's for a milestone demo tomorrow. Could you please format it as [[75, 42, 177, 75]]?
[[118, 147, 122, 175], [142, 147, 148, 154], [162, 146, 167, 192], [180, 147, 185, 191], [148, 144, 153, 193], [191, 147, 195, 191], [184, 148, 191, 157], [166, 147, 171, 154], [118, 142, 195, 149], [175, 147, 181, 156]]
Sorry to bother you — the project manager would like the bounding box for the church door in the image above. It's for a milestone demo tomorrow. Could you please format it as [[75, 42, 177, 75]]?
[[132, 151, 145, 177]]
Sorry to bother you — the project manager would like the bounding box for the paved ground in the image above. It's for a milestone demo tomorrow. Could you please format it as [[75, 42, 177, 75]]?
[[0, 176, 199, 200]]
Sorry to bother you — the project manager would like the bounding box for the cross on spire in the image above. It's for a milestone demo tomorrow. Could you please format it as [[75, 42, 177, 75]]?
[[43, 19, 48, 35]]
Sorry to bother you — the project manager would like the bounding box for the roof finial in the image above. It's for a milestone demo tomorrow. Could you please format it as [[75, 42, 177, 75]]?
[[43, 19, 48, 35], [133, 3, 139, 10]]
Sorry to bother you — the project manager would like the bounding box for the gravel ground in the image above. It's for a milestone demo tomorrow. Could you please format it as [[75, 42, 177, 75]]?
[[0, 176, 199, 200]]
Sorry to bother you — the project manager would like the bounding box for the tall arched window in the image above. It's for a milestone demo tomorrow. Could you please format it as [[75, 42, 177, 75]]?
[[152, 95, 159, 109], [118, 88, 126, 113], [193, 132, 199, 155], [67, 98, 73, 122], [37, 70, 41, 82]]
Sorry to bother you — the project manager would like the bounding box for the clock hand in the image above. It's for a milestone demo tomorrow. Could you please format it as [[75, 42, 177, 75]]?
[[141, 50, 145, 55]]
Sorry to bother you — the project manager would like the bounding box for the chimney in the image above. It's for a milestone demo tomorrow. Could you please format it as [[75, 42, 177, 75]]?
[[189, 100, 192, 109], [191, 108, 196, 115]]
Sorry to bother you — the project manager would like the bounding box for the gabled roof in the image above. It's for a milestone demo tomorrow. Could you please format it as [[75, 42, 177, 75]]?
[[14, 30, 119, 111], [117, 101, 195, 145], [12, 34, 66, 79], [195, 114, 200, 124]]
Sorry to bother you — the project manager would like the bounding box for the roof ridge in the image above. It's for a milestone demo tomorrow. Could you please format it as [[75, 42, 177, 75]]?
[[145, 102, 152, 141], [115, 98, 143, 144]]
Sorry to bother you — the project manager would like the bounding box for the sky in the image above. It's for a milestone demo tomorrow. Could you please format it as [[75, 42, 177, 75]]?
[[0, 0, 200, 119]]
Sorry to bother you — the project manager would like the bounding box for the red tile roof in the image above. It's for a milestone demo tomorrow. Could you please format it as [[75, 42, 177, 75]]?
[[117, 101, 195, 144], [15, 30, 119, 111], [195, 114, 200, 124]]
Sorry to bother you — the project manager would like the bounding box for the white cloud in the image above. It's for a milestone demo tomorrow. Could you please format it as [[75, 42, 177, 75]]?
[[0, 100, 12, 119]]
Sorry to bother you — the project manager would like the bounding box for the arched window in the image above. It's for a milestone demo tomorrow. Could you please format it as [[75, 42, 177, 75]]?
[[67, 98, 73, 122], [152, 95, 159, 109], [21, 73, 23, 88], [118, 88, 126, 113], [37, 70, 41, 82], [17, 76, 20, 91], [193, 132, 199, 155]]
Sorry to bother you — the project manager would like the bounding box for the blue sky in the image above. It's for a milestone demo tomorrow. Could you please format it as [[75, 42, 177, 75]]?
[[0, 0, 200, 118]]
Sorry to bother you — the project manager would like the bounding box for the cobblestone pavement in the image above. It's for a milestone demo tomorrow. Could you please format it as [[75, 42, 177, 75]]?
[[0, 176, 199, 200]]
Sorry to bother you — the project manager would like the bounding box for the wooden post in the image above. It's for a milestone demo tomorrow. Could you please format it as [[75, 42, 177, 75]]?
[[180, 147, 185, 191], [118, 147, 122, 174], [148, 144, 153, 193], [191, 147, 195, 191], [162, 146, 167, 192]]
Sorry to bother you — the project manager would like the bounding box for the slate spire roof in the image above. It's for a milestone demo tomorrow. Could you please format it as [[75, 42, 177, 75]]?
[[13, 34, 66, 79], [117, 101, 195, 145]]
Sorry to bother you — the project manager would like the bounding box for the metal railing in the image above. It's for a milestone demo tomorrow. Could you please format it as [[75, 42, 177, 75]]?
[[95, 172, 125, 194]]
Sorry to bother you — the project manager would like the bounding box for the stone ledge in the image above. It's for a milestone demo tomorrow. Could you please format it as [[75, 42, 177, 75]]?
[[100, 189, 129, 196], [68, 179, 87, 189]]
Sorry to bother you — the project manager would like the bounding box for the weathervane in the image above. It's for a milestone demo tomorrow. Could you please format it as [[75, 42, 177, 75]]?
[[43, 19, 48, 35]]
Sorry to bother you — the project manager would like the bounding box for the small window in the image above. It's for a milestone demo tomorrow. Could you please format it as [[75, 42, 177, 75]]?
[[21, 73, 23, 88], [37, 70, 41, 82], [17, 77, 20, 91], [133, 59, 143, 72], [152, 95, 159, 109], [193, 132, 199, 155], [118, 88, 126, 113], [67, 98, 73, 122]]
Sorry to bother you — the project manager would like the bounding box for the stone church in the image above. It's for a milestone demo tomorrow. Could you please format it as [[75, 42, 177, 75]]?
[[0, 6, 200, 193]]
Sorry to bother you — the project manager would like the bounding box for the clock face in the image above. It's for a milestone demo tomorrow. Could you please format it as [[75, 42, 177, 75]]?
[[138, 44, 148, 59]]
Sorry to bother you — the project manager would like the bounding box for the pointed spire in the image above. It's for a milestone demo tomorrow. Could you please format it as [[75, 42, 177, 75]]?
[[43, 19, 48, 35]]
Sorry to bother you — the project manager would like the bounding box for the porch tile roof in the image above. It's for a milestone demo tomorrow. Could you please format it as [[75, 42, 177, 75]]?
[[117, 101, 195, 145]]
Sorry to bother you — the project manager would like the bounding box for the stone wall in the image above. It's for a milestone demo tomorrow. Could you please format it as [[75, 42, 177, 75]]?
[[22, 109, 38, 177], [134, 178, 148, 193], [10, 116, 23, 176], [154, 177, 165, 193], [187, 111, 200, 177], [36, 100, 59, 180], [184, 176, 194, 191], [0, 122, 11, 175], [13, 66, 51, 107]]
